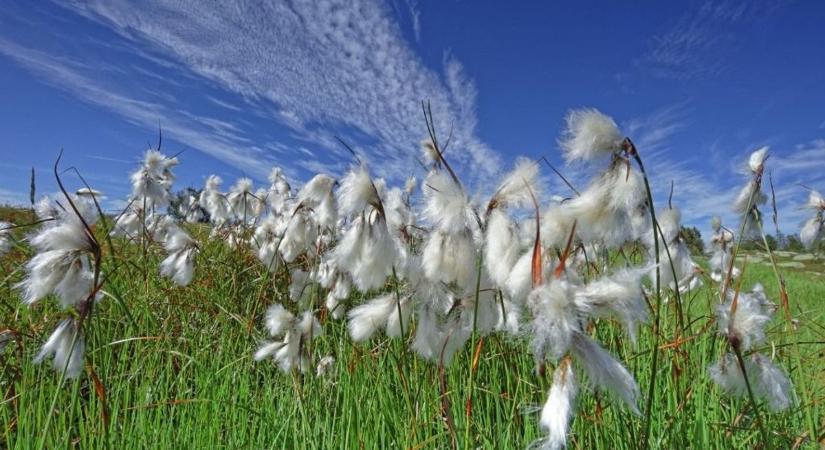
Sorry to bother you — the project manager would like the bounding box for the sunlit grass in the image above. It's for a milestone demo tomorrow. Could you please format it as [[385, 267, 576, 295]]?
[[2, 219, 823, 449]]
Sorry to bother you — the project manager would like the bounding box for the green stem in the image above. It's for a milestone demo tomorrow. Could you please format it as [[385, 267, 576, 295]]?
[[464, 252, 484, 450], [731, 345, 769, 445], [627, 143, 661, 450]]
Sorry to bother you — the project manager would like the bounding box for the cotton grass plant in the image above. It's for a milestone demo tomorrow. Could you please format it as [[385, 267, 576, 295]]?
[[2, 108, 821, 450]]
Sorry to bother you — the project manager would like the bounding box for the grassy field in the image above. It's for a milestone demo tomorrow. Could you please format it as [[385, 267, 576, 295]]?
[[2, 208, 824, 449]]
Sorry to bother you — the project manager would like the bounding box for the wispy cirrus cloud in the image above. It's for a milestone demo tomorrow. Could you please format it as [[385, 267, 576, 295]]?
[[639, 0, 783, 80], [621, 104, 823, 236], [0, 37, 279, 182], [56, 0, 499, 184]]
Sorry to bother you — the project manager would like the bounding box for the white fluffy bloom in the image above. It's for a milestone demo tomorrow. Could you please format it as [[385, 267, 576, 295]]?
[[420, 138, 440, 163], [563, 163, 644, 247], [159, 227, 198, 286], [252, 215, 286, 271], [491, 157, 540, 208], [559, 108, 624, 163], [267, 168, 291, 215], [540, 205, 576, 250], [539, 359, 577, 450], [800, 216, 822, 249], [18, 205, 98, 308], [422, 229, 476, 290], [316, 355, 336, 378], [269, 167, 291, 194], [732, 179, 767, 216], [35, 196, 61, 222], [751, 353, 794, 411], [34, 319, 85, 379], [527, 280, 579, 362], [337, 165, 378, 217], [732, 148, 770, 238], [227, 178, 260, 222], [505, 250, 537, 305], [333, 213, 396, 292], [386, 295, 413, 338], [279, 211, 316, 263], [574, 268, 648, 343], [298, 174, 337, 230], [709, 352, 793, 411], [255, 307, 320, 374], [411, 306, 445, 361], [716, 285, 772, 351], [348, 294, 396, 342], [799, 190, 824, 249], [422, 170, 474, 235], [484, 209, 522, 288], [264, 303, 295, 336], [405, 176, 417, 195], [709, 353, 748, 397], [201, 175, 231, 226], [748, 146, 769, 173], [709, 219, 737, 282], [325, 276, 351, 320], [570, 331, 640, 413], [0, 221, 12, 255], [75, 187, 104, 199], [384, 187, 415, 235], [805, 189, 825, 210], [130, 149, 178, 208]]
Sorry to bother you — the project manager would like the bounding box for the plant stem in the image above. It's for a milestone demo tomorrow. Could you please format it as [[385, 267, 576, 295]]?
[[464, 253, 484, 450], [626, 141, 661, 450], [731, 345, 769, 446]]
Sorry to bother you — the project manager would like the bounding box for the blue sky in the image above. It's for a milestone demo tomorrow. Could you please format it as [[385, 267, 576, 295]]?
[[1, 0, 823, 235]]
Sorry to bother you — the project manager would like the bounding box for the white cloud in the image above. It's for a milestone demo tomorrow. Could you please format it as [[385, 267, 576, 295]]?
[[0, 37, 276, 182], [640, 1, 781, 80], [59, 0, 499, 185], [621, 105, 824, 238], [404, 0, 422, 43]]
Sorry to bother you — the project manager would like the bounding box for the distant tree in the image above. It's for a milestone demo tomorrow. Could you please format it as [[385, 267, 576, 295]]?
[[764, 234, 778, 251], [169, 187, 208, 222], [681, 226, 704, 255], [784, 234, 805, 252]]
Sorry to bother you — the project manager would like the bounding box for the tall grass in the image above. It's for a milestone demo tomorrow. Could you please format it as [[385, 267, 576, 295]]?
[[2, 219, 823, 449]]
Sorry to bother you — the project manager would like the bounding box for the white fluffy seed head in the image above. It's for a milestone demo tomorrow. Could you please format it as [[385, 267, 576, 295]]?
[[422, 170, 472, 234], [422, 230, 476, 290], [716, 285, 772, 351], [298, 174, 336, 205], [421, 138, 439, 163], [0, 221, 12, 256], [560, 108, 624, 163], [484, 209, 521, 288], [539, 358, 577, 450], [800, 216, 822, 249], [657, 208, 682, 244], [405, 176, 417, 195], [33, 319, 85, 379], [347, 294, 395, 342], [337, 165, 378, 217], [709, 353, 748, 397], [806, 190, 824, 210], [527, 280, 578, 362], [264, 303, 295, 337], [574, 267, 649, 343], [570, 331, 640, 413], [751, 353, 794, 412], [748, 146, 768, 173], [492, 157, 541, 209]]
